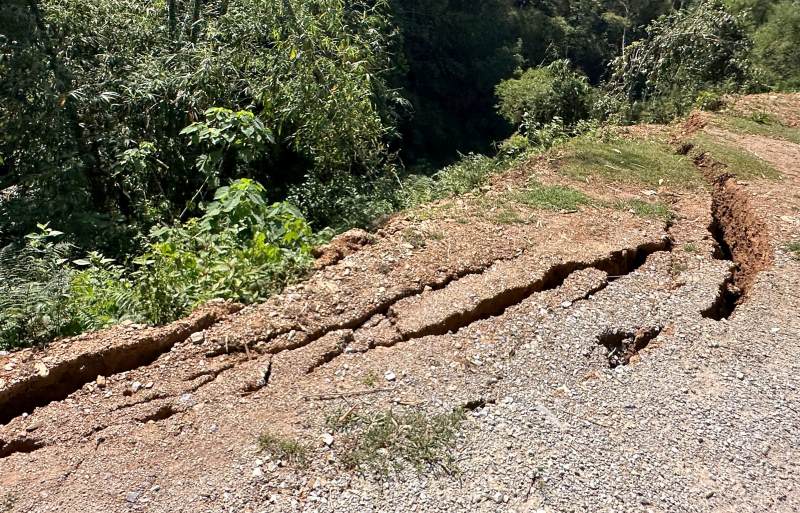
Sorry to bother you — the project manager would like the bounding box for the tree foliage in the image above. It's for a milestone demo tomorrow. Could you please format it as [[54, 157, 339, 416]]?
[[609, 0, 756, 118], [753, 1, 800, 89], [496, 60, 593, 128]]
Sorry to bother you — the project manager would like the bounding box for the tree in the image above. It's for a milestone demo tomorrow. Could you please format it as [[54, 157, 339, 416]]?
[[753, 1, 800, 89]]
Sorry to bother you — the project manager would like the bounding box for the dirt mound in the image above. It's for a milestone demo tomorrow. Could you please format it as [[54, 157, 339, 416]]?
[[312, 228, 375, 269]]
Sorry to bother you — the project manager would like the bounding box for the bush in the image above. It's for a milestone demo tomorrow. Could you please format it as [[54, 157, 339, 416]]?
[[0, 226, 78, 349], [0, 180, 318, 348], [694, 90, 726, 111], [133, 179, 317, 324], [495, 60, 593, 128], [609, 0, 756, 120], [753, 1, 800, 89]]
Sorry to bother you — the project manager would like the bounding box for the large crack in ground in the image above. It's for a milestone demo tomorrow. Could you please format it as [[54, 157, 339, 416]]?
[[285, 238, 672, 381], [695, 166, 773, 319], [0, 304, 241, 426]]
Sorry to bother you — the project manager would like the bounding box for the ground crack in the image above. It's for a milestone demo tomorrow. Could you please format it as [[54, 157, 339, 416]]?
[[0, 304, 241, 426]]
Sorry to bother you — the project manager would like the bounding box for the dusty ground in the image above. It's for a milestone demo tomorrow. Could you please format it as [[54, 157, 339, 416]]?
[[1, 96, 799, 513]]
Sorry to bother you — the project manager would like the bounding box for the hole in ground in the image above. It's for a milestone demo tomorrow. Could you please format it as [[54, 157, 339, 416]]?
[[136, 404, 179, 423], [0, 437, 44, 459], [596, 326, 662, 368]]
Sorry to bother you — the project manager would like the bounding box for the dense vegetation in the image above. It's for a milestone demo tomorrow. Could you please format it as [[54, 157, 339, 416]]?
[[1, 0, 797, 349]]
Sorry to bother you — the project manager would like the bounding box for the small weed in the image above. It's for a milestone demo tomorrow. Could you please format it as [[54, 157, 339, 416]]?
[[749, 111, 779, 125], [560, 135, 701, 188], [510, 183, 593, 211], [494, 207, 526, 225], [330, 408, 465, 475], [684, 243, 699, 253], [692, 134, 781, 180], [401, 228, 444, 249], [694, 90, 725, 112], [786, 241, 800, 259], [257, 432, 308, 466], [361, 370, 378, 388], [671, 260, 688, 275]]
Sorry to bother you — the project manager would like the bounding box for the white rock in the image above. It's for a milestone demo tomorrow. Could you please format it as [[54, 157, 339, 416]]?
[[35, 362, 49, 377], [322, 433, 334, 446], [190, 332, 205, 344], [384, 371, 396, 382]]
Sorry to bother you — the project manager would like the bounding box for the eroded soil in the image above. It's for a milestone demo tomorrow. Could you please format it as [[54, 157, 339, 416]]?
[[1, 96, 799, 513]]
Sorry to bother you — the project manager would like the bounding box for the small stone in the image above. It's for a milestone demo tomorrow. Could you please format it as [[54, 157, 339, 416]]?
[[4, 363, 14, 371], [561, 300, 572, 308], [150, 485, 160, 492], [190, 332, 205, 344], [144, 382, 154, 389], [0, 378, 5, 389], [131, 381, 142, 393], [252, 466, 264, 478], [96, 375, 107, 388], [125, 491, 140, 503], [322, 433, 334, 447], [736, 372, 744, 380], [384, 371, 396, 382], [34, 362, 49, 377]]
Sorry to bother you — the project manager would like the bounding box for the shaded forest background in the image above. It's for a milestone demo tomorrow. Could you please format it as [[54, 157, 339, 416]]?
[[1, 0, 798, 348]]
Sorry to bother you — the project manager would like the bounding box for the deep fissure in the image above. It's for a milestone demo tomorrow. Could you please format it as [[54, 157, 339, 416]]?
[[0, 437, 44, 460], [700, 173, 772, 320], [391, 239, 672, 343], [0, 307, 238, 426]]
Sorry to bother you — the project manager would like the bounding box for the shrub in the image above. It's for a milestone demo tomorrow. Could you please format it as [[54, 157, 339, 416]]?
[[753, 1, 800, 90], [0, 226, 77, 349], [0, 179, 318, 348], [133, 179, 317, 324], [694, 91, 726, 112], [495, 60, 593, 128], [609, 0, 757, 120]]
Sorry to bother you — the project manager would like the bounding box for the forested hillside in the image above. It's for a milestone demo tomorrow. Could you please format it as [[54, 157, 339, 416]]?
[[0, 0, 798, 349]]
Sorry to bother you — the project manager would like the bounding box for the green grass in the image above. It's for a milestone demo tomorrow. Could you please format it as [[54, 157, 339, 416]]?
[[257, 432, 309, 466], [692, 134, 781, 180], [360, 370, 378, 387], [717, 113, 800, 145], [327, 408, 465, 475], [786, 241, 800, 259], [612, 199, 673, 220], [684, 243, 699, 253], [509, 183, 594, 211], [559, 136, 702, 188]]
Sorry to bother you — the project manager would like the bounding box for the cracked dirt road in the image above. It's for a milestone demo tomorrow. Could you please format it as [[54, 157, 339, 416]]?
[[1, 98, 799, 513]]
